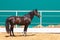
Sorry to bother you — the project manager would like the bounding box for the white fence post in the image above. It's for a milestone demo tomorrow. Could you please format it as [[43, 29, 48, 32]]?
[[16, 11, 18, 16], [16, 11, 18, 28], [40, 11, 42, 27]]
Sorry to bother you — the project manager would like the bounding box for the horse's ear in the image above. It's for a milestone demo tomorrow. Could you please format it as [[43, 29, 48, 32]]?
[[33, 9, 37, 13], [35, 9, 37, 12]]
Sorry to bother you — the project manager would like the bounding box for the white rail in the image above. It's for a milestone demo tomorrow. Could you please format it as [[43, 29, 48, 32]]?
[[0, 10, 60, 12]]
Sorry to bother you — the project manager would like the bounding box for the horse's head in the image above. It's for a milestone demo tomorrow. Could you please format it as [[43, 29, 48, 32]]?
[[33, 9, 40, 18]]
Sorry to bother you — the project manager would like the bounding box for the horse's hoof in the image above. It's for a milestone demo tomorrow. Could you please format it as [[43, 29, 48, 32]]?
[[23, 31, 27, 36], [23, 33, 26, 36], [10, 35, 12, 36], [23, 34, 27, 36], [13, 35, 15, 36]]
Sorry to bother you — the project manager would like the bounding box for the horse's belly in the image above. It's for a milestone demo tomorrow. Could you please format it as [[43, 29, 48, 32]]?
[[15, 20, 20, 24]]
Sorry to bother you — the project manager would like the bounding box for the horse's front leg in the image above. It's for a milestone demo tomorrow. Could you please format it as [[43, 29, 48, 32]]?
[[23, 25, 28, 36]]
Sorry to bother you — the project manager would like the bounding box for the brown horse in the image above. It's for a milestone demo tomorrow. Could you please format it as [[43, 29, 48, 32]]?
[[5, 9, 40, 36]]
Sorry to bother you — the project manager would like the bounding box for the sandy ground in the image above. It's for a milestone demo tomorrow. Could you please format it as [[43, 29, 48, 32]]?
[[0, 32, 60, 40], [0, 26, 60, 40]]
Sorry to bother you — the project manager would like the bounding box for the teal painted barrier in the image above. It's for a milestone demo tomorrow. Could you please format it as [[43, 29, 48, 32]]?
[[0, 0, 60, 27], [0, 0, 60, 10], [42, 12, 60, 26]]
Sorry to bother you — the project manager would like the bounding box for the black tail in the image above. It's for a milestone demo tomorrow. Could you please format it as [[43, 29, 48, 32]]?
[[5, 19, 10, 33]]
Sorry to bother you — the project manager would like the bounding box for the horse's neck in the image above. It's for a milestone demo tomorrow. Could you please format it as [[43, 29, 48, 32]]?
[[26, 12, 34, 20]]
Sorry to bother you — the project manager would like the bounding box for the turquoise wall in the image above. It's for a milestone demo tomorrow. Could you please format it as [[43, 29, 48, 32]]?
[[0, 0, 60, 10], [0, 0, 60, 27]]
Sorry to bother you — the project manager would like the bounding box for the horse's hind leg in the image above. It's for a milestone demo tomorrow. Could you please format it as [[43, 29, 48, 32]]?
[[10, 25, 14, 36], [10, 27, 12, 36], [11, 25, 15, 36]]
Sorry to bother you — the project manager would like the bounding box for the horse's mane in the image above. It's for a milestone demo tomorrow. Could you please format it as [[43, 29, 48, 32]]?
[[24, 10, 34, 16]]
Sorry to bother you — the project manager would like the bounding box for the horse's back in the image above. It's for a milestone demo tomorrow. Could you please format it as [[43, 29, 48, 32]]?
[[8, 16, 22, 20], [7, 16, 24, 24]]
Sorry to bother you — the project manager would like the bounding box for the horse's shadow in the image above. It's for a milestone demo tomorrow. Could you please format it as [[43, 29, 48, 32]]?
[[5, 34, 36, 37]]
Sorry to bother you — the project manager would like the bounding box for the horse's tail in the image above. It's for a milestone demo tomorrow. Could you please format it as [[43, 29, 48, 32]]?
[[5, 19, 10, 34]]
